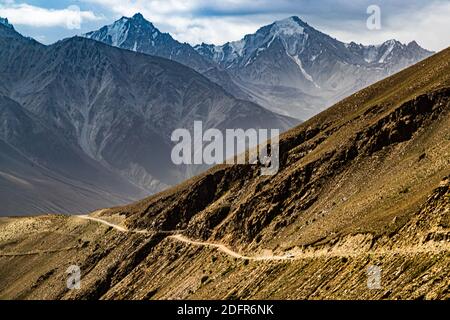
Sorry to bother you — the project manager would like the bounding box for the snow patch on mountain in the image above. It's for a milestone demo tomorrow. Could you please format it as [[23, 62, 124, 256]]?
[[378, 40, 396, 63], [229, 40, 245, 56], [271, 17, 305, 37], [107, 17, 129, 46], [288, 53, 320, 88], [83, 13, 211, 72]]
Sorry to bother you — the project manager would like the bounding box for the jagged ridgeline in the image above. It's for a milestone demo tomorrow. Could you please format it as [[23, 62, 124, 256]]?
[[85, 14, 433, 120], [0, 47, 448, 300]]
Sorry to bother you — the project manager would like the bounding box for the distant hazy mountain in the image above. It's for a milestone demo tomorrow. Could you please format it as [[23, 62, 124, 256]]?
[[195, 16, 433, 119], [84, 14, 432, 120], [0, 21, 296, 215]]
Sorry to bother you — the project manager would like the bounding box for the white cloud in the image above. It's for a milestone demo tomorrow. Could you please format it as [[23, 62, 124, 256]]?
[[319, 1, 450, 52], [81, 0, 450, 50], [154, 16, 264, 45], [0, 2, 102, 30], [2, 0, 446, 50], [81, 0, 289, 45]]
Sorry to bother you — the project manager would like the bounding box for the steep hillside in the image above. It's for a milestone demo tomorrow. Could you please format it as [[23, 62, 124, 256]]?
[[0, 47, 448, 299], [0, 96, 144, 214]]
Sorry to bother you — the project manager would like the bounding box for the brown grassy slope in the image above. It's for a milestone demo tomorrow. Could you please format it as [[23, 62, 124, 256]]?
[[0, 214, 158, 299], [103, 179, 449, 300]]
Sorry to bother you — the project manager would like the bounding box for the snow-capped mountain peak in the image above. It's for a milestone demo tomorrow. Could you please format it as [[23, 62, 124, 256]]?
[[345, 39, 431, 66], [377, 39, 401, 63], [195, 16, 315, 69], [101, 17, 129, 47], [83, 13, 212, 71], [270, 16, 306, 37], [84, 14, 433, 120], [84, 13, 161, 48], [193, 16, 313, 68]]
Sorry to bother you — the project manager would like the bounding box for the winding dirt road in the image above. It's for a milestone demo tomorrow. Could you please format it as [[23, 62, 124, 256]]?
[[170, 234, 298, 261], [77, 215, 128, 232], [76, 215, 450, 262], [77, 215, 295, 261]]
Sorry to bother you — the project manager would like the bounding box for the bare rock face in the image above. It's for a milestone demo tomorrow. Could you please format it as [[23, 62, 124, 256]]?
[[84, 13, 213, 72]]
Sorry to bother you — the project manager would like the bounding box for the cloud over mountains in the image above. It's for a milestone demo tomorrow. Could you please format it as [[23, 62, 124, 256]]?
[[0, 0, 448, 51]]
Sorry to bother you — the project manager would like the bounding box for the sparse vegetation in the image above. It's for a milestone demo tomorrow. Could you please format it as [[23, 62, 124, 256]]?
[[399, 187, 410, 194]]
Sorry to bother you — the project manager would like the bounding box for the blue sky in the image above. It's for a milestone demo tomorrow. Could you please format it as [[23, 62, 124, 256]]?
[[0, 0, 449, 51]]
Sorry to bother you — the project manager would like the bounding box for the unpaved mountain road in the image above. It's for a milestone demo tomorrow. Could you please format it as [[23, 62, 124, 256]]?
[[76, 215, 179, 235], [170, 234, 296, 260], [77, 215, 128, 232], [77, 215, 295, 260], [76, 215, 450, 262]]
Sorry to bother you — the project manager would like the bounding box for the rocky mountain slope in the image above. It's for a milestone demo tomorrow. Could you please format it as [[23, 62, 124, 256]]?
[[83, 13, 253, 102], [0, 21, 296, 215], [195, 16, 433, 119], [84, 14, 432, 120], [0, 47, 448, 299], [84, 13, 213, 72]]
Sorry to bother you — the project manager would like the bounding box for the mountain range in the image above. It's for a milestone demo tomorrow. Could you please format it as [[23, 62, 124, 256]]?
[[84, 13, 213, 72], [85, 14, 433, 119], [0, 20, 295, 215], [0, 13, 436, 216]]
